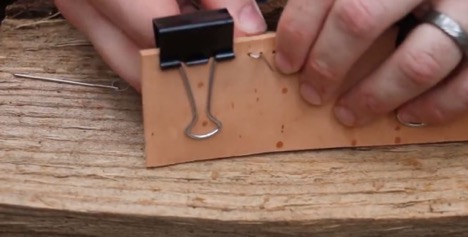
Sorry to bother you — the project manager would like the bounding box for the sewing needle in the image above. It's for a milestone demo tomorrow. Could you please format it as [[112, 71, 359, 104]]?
[[13, 73, 127, 91]]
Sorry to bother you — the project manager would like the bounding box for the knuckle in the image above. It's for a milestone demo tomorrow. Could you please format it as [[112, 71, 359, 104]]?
[[398, 49, 442, 87], [334, 0, 379, 38], [364, 93, 390, 115], [307, 57, 340, 83]]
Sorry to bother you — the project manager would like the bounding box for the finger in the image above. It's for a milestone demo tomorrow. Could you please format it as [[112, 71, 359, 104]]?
[[397, 0, 468, 125], [55, 0, 142, 91], [274, 0, 334, 75], [200, 0, 266, 36], [333, 15, 463, 127], [300, 0, 424, 106], [89, 0, 181, 48], [396, 66, 468, 125], [177, 0, 197, 13]]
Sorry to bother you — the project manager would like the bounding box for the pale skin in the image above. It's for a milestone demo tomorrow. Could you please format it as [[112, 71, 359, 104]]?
[[55, 0, 468, 128]]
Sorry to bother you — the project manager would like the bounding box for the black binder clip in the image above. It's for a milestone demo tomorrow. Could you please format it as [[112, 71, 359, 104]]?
[[153, 9, 235, 140]]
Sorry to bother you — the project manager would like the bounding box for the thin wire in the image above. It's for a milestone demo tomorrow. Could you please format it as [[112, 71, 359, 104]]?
[[248, 52, 276, 72], [13, 73, 128, 91], [178, 59, 222, 140]]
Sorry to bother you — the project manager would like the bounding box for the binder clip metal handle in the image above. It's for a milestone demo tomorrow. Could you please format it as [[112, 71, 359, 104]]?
[[153, 9, 235, 140]]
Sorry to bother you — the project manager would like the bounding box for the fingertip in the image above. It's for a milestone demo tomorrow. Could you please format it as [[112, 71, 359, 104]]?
[[201, 0, 266, 36], [396, 98, 443, 126], [237, 2, 267, 35], [274, 51, 297, 75], [334, 105, 357, 127], [299, 82, 323, 106]]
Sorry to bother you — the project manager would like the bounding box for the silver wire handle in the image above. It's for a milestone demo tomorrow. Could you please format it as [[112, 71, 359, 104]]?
[[178, 59, 222, 140]]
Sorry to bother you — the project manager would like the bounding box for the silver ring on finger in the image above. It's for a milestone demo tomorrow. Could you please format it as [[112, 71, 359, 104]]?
[[422, 10, 468, 58]]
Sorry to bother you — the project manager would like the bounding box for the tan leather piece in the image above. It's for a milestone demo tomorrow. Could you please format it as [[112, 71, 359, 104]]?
[[141, 29, 468, 167]]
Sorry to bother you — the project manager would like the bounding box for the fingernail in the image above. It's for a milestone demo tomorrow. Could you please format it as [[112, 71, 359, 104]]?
[[334, 106, 356, 127], [300, 83, 322, 106], [275, 52, 295, 74], [238, 2, 267, 34], [398, 112, 417, 123]]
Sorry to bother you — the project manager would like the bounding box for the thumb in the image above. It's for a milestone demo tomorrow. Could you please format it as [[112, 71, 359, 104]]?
[[200, 0, 267, 36]]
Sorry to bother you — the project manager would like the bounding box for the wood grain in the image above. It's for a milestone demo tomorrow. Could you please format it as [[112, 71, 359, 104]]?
[[1, 10, 468, 237]]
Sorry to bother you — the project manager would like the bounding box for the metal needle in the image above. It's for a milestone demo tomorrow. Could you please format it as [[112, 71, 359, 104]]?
[[13, 73, 127, 91]]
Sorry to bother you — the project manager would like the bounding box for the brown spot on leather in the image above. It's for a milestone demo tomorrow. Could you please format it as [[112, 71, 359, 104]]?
[[351, 139, 357, 146], [151, 132, 154, 137], [276, 141, 284, 149], [202, 121, 208, 127], [394, 137, 402, 144], [256, 97, 260, 102], [231, 102, 235, 109], [197, 82, 204, 88], [239, 135, 243, 139], [254, 88, 258, 93], [395, 125, 401, 131], [281, 124, 285, 133], [272, 50, 276, 54], [282, 87, 288, 94]]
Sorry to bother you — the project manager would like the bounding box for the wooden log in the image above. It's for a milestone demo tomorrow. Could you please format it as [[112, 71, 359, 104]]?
[[4, 0, 56, 21], [1, 4, 468, 237]]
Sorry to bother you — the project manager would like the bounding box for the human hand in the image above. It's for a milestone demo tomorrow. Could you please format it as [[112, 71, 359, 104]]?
[[54, 0, 266, 91], [275, 0, 468, 127]]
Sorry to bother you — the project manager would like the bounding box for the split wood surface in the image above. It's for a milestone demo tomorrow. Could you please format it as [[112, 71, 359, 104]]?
[[1, 1, 468, 237]]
